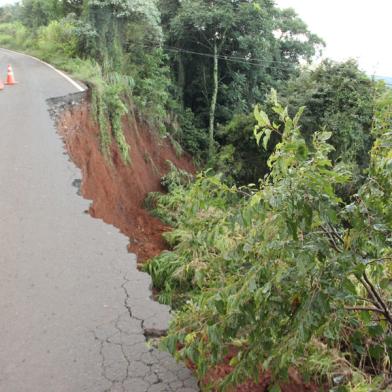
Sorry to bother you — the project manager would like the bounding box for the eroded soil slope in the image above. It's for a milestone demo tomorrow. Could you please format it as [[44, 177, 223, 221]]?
[[56, 95, 194, 262]]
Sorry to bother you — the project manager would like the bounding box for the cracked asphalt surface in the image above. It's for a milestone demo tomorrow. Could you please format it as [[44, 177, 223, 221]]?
[[0, 49, 199, 392]]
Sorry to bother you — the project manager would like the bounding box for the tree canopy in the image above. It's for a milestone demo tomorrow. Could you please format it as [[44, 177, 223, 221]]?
[[162, 0, 324, 154]]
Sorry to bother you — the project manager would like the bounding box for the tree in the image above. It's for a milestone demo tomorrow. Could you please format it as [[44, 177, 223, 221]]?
[[20, 0, 62, 28], [281, 60, 375, 168], [215, 60, 377, 187], [0, 3, 21, 23], [164, 0, 323, 158], [169, 0, 238, 157], [62, 0, 84, 17], [85, 0, 163, 69]]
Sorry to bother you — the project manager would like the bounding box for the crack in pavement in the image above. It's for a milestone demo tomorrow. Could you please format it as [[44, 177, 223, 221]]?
[[91, 274, 199, 392]]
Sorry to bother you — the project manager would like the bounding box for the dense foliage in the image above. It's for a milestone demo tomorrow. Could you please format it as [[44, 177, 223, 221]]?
[[160, 0, 323, 156], [281, 60, 375, 168], [145, 91, 392, 390], [214, 61, 379, 186]]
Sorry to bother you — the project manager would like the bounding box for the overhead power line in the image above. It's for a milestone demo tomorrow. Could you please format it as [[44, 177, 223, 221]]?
[[162, 44, 302, 66], [130, 39, 390, 78], [132, 40, 304, 71]]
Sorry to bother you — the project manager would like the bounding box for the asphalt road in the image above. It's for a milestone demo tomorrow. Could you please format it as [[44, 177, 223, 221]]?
[[0, 49, 198, 392]]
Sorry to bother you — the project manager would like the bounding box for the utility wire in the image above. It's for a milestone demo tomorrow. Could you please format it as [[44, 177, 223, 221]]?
[[130, 39, 390, 78], [162, 43, 305, 66], [162, 46, 298, 69], [138, 38, 310, 67], [130, 41, 303, 71]]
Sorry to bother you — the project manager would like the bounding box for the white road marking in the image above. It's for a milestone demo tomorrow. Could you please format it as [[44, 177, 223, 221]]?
[[0, 47, 86, 92]]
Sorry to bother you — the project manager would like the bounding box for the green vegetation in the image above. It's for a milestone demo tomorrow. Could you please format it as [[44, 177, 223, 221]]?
[[1, 0, 391, 390], [161, 0, 323, 158], [282, 60, 375, 167], [145, 91, 392, 390]]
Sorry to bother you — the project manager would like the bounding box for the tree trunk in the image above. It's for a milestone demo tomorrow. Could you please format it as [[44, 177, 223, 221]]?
[[208, 41, 218, 159], [177, 53, 185, 109]]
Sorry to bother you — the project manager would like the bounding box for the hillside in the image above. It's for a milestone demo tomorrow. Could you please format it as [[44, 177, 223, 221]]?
[[1, 1, 391, 391]]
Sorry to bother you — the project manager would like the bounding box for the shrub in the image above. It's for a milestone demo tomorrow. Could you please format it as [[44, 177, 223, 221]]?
[[36, 18, 78, 60], [144, 92, 392, 391], [0, 22, 30, 49]]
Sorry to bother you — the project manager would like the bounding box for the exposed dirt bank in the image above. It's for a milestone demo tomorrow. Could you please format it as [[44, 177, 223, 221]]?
[[54, 93, 194, 262]]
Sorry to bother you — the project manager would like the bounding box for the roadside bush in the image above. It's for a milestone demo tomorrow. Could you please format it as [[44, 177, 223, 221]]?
[[144, 92, 392, 391], [0, 22, 30, 49], [36, 18, 78, 61]]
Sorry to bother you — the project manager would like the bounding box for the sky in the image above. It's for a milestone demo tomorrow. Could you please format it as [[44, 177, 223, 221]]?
[[276, 0, 392, 76], [0, 0, 391, 76], [0, 0, 13, 6]]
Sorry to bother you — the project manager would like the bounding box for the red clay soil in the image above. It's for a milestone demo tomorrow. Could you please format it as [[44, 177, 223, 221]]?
[[57, 101, 195, 262], [201, 351, 323, 392]]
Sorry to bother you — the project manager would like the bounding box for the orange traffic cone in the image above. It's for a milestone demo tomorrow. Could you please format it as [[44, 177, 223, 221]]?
[[5, 65, 17, 85]]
